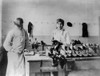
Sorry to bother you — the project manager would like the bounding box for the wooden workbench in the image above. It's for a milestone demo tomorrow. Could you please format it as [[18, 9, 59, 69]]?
[[25, 54, 100, 76]]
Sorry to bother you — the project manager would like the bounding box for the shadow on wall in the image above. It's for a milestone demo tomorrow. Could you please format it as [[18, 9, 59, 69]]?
[[0, 46, 8, 76]]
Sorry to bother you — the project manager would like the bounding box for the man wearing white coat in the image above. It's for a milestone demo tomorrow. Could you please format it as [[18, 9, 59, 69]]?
[[3, 18, 29, 76], [52, 18, 71, 49], [52, 18, 71, 76]]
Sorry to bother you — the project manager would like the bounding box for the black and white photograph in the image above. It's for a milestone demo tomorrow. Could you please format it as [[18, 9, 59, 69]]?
[[0, 0, 100, 76]]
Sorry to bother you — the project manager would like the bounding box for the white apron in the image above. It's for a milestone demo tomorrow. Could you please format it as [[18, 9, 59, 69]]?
[[3, 28, 27, 76], [6, 52, 25, 76]]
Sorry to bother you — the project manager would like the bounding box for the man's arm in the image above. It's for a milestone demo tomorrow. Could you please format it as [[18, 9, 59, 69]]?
[[64, 31, 71, 45], [3, 30, 14, 51]]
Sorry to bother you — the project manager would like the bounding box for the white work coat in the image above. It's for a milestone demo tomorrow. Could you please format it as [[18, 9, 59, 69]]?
[[53, 29, 71, 45], [3, 27, 29, 76]]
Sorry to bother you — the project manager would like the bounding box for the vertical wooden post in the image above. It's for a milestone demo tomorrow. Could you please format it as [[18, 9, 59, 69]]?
[[0, 0, 2, 47]]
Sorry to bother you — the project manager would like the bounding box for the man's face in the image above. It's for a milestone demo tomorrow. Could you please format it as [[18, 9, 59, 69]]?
[[56, 22, 63, 30], [14, 19, 23, 29]]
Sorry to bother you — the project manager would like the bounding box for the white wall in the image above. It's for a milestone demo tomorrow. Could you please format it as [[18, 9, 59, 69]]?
[[2, 0, 100, 37]]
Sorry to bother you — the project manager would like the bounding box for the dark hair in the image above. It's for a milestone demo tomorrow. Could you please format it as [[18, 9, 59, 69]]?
[[57, 18, 64, 26], [28, 22, 33, 34], [17, 18, 23, 24]]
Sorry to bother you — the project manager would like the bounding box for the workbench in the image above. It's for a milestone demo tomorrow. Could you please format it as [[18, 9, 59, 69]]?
[[25, 54, 100, 76]]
